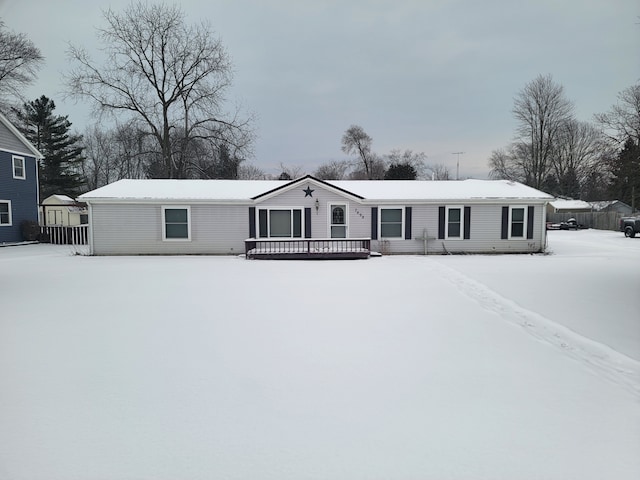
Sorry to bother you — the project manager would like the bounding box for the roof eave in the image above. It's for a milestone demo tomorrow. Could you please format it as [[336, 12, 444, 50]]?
[[0, 111, 44, 159]]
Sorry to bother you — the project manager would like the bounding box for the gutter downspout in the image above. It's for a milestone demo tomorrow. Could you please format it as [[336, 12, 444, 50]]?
[[543, 201, 548, 252], [87, 202, 94, 255]]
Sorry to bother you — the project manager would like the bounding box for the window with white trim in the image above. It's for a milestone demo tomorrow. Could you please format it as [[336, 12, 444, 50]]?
[[330, 204, 347, 238], [509, 206, 527, 238], [258, 208, 303, 238], [446, 206, 462, 239], [162, 206, 191, 240], [13, 156, 25, 179], [0, 201, 12, 226], [380, 207, 403, 238]]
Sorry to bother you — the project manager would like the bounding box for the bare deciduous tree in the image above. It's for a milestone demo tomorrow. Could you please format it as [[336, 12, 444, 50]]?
[[81, 121, 156, 189], [512, 74, 574, 189], [426, 163, 452, 181], [237, 163, 268, 180], [386, 149, 427, 178], [313, 160, 350, 180], [595, 83, 640, 146], [341, 125, 377, 179], [0, 21, 43, 106], [550, 120, 605, 197], [66, 2, 253, 179], [488, 148, 520, 181], [82, 125, 117, 190], [277, 162, 305, 180], [348, 154, 386, 179]]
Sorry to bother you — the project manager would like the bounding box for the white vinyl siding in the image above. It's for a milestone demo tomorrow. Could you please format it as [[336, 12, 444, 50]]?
[[90, 203, 249, 255], [372, 204, 544, 254], [255, 183, 367, 239]]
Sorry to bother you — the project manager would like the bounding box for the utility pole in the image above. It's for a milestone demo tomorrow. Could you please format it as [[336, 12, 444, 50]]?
[[452, 152, 464, 180]]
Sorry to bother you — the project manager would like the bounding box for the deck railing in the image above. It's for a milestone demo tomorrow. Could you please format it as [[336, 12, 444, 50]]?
[[245, 238, 371, 259], [39, 225, 89, 245]]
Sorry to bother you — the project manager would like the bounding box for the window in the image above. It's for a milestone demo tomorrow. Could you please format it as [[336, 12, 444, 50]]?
[[162, 206, 191, 240], [258, 208, 303, 238], [446, 207, 461, 238], [13, 156, 25, 179], [0, 201, 11, 226], [510, 207, 526, 238], [330, 204, 347, 238], [380, 207, 403, 238]]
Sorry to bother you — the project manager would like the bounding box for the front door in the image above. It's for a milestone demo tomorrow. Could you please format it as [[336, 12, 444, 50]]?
[[330, 204, 347, 238]]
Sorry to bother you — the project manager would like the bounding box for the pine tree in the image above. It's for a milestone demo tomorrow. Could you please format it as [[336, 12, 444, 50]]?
[[214, 144, 240, 179], [13, 96, 85, 198], [608, 138, 640, 209], [384, 162, 417, 180]]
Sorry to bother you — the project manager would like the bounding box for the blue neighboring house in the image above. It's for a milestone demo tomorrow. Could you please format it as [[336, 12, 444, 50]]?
[[0, 111, 43, 243]]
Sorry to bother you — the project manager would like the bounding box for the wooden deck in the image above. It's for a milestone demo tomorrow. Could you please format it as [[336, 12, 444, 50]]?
[[245, 238, 371, 260]]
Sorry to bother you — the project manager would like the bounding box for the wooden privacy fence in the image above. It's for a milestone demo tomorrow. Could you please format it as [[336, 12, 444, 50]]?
[[39, 225, 89, 245], [547, 212, 626, 231]]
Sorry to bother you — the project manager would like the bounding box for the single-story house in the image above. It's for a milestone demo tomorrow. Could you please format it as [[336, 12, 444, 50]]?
[[78, 175, 552, 257], [41, 194, 88, 226], [589, 200, 634, 216], [546, 199, 592, 215]]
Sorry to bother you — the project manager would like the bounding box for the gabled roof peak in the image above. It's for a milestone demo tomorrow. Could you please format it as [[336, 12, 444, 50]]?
[[252, 174, 364, 201], [0, 111, 44, 159]]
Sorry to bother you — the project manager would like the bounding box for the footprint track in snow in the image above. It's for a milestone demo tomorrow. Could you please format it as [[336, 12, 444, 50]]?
[[430, 259, 640, 398]]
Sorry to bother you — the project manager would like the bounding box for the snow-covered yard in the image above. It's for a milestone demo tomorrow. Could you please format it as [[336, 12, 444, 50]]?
[[1, 229, 639, 480]]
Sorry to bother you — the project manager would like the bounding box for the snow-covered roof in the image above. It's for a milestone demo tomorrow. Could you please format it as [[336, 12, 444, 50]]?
[[330, 179, 552, 201], [42, 194, 75, 204], [549, 199, 592, 210], [79, 177, 553, 203], [589, 200, 630, 211], [80, 179, 288, 201]]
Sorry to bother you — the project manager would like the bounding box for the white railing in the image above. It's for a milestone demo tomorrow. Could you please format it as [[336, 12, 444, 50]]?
[[39, 225, 89, 245], [245, 238, 371, 259]]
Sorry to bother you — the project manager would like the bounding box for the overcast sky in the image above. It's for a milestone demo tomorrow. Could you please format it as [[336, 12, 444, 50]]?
[[1, 0, 639, 178]]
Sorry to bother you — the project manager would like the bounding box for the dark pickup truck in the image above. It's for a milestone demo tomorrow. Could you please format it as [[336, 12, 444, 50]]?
[[620, 217, 640, 238]]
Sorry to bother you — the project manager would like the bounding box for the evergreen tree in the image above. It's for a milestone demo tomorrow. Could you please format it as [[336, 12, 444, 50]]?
[[384, 162, 417, 180], [214, 144, 240, 179], [13, 96, 85, 198], [557, 167, 581, 199], [608, 138, 640, 209]]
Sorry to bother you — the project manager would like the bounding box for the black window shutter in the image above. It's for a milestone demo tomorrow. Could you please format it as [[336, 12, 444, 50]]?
[[438, 206, 445, 239], [464, 206, 471, 239], [405, 207, 412, 240], [527, 206, 534, 239], [371, 207, 378, 240], [304, 208, 312, 238], [258, 209, 268, 238], [501, 206, 509, 239], [248, 207, 256, 238]]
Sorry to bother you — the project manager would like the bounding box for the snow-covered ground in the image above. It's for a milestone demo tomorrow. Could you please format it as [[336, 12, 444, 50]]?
[[1, 230, 639, 480]]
